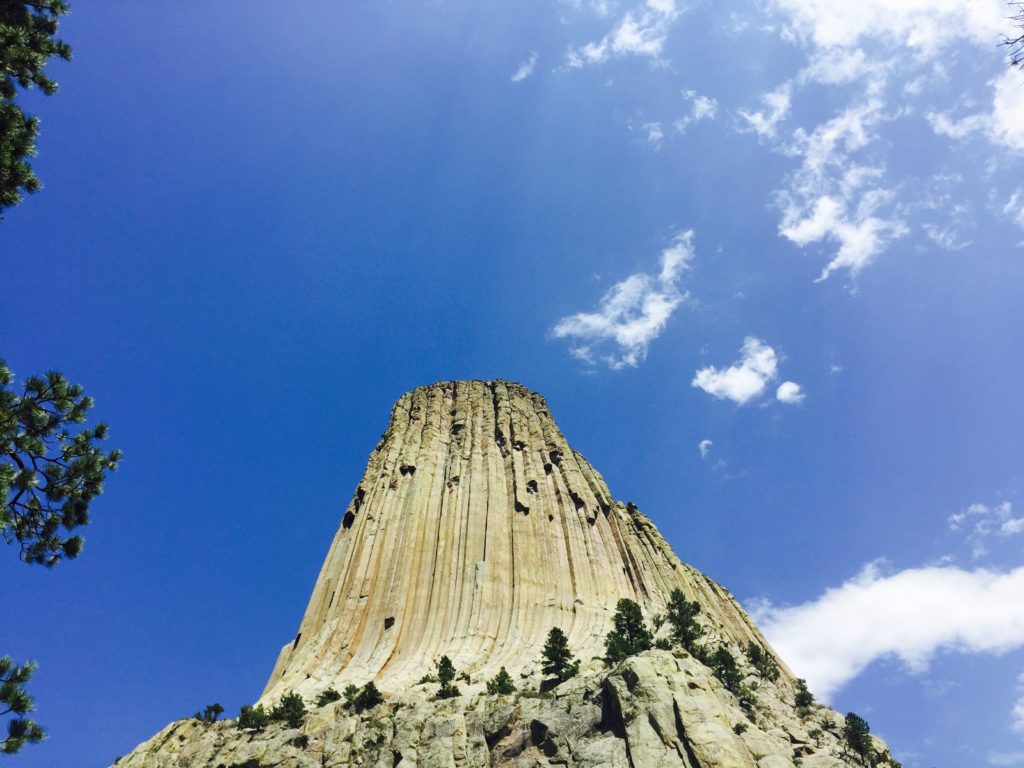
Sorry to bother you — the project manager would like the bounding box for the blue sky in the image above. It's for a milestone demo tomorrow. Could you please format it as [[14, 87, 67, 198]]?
[[2, 1, 1024, 766]]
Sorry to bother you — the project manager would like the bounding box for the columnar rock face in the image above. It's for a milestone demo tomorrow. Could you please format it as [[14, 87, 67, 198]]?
[[115, 380, 900, 768], [262, 380, 780, 702]]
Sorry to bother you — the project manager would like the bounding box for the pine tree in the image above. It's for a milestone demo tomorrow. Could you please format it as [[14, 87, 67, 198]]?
[[745, 642, 780, 682], [794, 678, 814, 710], [604, 598, 653, 664], [352, 682, 382, 712], [1, 1, 73, 215], [664, 588, 703, 651], [709, 647, 742, 694], [0, 359, 119, 754], [0, 657, 44, 754], [237, 704, 269, 732], [1, 361, 122, 566], [435, 656, 460, 699], [316, 688, 342, 707], [192, 703, 224, 723], [844, 712, 872, 761], [486, 667, 516, 695], [270, 692, 306, 729], [541, 627, 580, 682]]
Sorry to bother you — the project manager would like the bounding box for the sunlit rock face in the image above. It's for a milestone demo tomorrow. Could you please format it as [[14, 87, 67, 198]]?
[[262, 380, 779, 702], [114, 380, 898, 768]]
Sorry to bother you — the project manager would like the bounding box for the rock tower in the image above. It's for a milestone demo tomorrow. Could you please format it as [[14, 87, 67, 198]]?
[[263, 380, 778, 701], [116, 381, 900, 768]]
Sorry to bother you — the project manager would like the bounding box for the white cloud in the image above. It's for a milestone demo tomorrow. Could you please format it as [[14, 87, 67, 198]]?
[[738, 82, 792, 138], [923, 222, 971, 251], [991, 753, 1024, 767], [567, 0, 680, 67], [927, 70, 1024, 153], [770, 0, 1008, 54], [1014, 672, 1024, 732], [551, 231, 695, 368], [776, 96, 909, 281], [674, 89, 718, 134], [643, 121, 665, 146], [748, 0, 1019, 279], [776, 381, 805, 404], [698, 439, 712, 458], [510, 52, 539, 83], [1004, 191, 1024, 230], [752, 560, 1024, 701], [990, 69, 1024, 152], [798, 47, 876, 86], [949, 501, 1024, 559], [692, 337, 780, 405], [927, 110, 989, 140]]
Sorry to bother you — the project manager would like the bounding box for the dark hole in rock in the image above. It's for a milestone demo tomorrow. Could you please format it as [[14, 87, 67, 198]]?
[[529, 720, 549, 748], [526, 479, 538, 494], [452, 422, 464, 435], [570, 491, 585, 510], [600, 502, 612, 516], [384, 616, 395, 630], [291, 734, 309, 749], [494, 429, 507, 448], [485, 724, 511, 751], [549, 449, 562, 465], [548, 514, 554, 522], [400, 464, 416, 476], [515, 499, 530, 515], [354, 487, 365, 511], [343, 511, 356, 529], [512, 439, 526, 451], [587, 517, 597, 526], [626, 501, 639, 515], [393, 751, 403, 766], [292, 632, 302, 649], [543, 463, 553, 475]]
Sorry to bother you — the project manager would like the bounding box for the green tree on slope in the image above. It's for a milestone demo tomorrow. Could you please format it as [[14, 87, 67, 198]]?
[[605, 598, 653, 664]]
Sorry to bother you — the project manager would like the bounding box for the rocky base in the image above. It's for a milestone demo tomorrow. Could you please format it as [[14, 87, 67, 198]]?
[[114, 650, 899, 768]]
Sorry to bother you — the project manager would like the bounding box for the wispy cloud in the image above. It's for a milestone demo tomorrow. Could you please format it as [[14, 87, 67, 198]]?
[[770, 0, 1007, 53], [692, 337, 789, 405], [738, 82, 792, 139], [698, 439, 712, 458], [751, 560, 1024, 701], [674, 89, 718, 134], [510, 51, 539, 83], [927, 70, 1024, 153], [551, 230, 695, 369], [990, 752, 1024, 767], [739, 0, 1018, 280], [1014, 672, 1024, 733], [1004, 190, 1024, 230], [776, 94, 908, 282], [567, 0, 680, 67], [643, 121, 665, 146], [949, 501, 1024, 559]]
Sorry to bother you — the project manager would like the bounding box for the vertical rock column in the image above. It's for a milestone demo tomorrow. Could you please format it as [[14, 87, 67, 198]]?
[[261, 380, 784, 702]]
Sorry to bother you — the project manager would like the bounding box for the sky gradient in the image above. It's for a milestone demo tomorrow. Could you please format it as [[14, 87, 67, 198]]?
[[3, 2, 1024, 766]]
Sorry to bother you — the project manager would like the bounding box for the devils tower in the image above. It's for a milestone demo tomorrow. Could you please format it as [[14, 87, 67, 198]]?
[[116, 380, 899, 768]]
